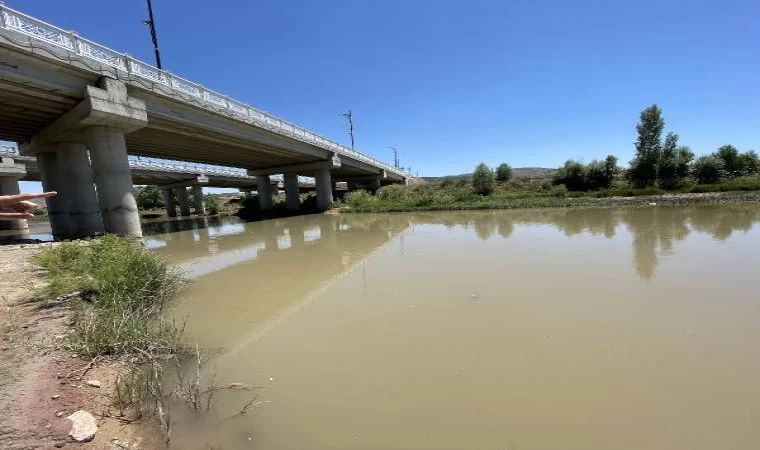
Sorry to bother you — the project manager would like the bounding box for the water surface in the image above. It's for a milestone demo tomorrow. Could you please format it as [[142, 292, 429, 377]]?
[[148, 206, 760, 450]]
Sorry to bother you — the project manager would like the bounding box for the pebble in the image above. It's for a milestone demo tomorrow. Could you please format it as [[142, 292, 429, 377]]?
[[86, 379, 102, 388], [56, 411, 64, 417], [67, 410, 98, 442], [51, 394, 60, 400]]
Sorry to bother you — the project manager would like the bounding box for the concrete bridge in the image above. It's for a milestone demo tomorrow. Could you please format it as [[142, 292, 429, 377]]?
[[0, 5, 405, 238]]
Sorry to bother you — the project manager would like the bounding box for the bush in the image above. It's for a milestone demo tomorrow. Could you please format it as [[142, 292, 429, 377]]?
[[553, 160, 588, 191], [32, 236, 186, 357], [550, 184, 568, 198], [495, 163, 513, 182], [134, 186, 164, 211], [343, 189, 377, 208], [204, 195, 221, 215], [472, 163, 495, 195], [693, 155, 726, 184]]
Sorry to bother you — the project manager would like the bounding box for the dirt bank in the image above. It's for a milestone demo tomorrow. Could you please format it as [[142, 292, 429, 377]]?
[[0, 244, 161, 450]]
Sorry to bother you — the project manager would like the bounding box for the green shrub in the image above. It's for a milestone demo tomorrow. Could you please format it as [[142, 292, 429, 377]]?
[[344, 189, 377, 208], [32, 236, 186, 357], [550, 184, 568, 198], [553, 160, 588, 191], [495, 163, 513, 182], [204, 195, 221, 215], [693, 155, 726, 184], [472, 163, 495, 195]]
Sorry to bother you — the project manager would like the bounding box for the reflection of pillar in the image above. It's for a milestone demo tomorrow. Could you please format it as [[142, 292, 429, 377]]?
[[318, 218, 338, 248], [37, 151, 76, 238], [284, 173, 300, 210], [192, 185, 206, 215], [177, 188, 191, 216], [314, 168, 333, 210], [288, 218, 306, 247], [56, 143, 104, 236], [257, 175, 273, 210], [85, 126, 142, 237], [261, 220, 279, 251], [0, 176, 28, 231], [162, 188, 177, 217]]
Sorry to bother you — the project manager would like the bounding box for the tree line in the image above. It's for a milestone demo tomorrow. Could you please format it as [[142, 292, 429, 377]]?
[[470, 104, 758, 194]]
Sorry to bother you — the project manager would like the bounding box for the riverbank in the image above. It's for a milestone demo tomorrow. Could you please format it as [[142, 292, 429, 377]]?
[[337, 190, 760, 213], [0, 243, 163, 450]]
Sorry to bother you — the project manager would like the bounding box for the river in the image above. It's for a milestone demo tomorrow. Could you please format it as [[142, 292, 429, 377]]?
[[144, 205, 760, 449]]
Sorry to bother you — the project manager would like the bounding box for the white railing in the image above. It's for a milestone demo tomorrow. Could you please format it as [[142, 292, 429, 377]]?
[[0, 4, 406, 178]]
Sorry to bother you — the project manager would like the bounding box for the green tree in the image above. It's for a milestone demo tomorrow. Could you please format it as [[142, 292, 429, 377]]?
[[472, 163, 495, 195], [586, 155, 619, 190], [738, 150, 760, 175], [552, 160, 588, 191], [495, 163, 513, 182], [657, 132, 680, 189], [693, 155, 725, 184], [675, 146, 694, 179], [628, 105, 665, 187], [714, 145, 742, 177], [134, 185, 164, 210]]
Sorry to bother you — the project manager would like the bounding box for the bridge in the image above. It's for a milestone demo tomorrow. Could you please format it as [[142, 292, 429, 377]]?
[[0, 4, 406, 238]]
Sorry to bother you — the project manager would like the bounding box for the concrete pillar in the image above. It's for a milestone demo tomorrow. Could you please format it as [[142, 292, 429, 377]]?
[[283, 173, 300, 210], [257, 175, 273, 210], [161, 188, 177, 217], [37, 152, 77, 238], [191, 185, 206, 215], [314, 168, 333, 210], [177, 187, 191, 216], [368, 177, 382, 193], [56, 143, 104, 236], [85, 126, 142, 237], [0, 177, 28, 231]]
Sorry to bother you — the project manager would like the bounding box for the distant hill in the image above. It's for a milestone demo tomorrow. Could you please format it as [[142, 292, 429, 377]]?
[[422, 167, 552, 182]]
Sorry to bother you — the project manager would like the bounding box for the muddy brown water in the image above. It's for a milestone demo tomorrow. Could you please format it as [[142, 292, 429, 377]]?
[[25, 205, 760, 449]]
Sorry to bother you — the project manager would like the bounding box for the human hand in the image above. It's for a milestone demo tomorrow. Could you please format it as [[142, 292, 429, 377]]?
[[0, 192, 57, 219]]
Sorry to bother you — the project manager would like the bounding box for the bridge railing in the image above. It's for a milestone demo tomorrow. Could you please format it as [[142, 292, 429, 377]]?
[[0, 5, 406, 179]]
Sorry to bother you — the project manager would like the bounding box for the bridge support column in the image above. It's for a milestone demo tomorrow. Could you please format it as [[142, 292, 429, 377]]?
[[161, 188, 177, 217], [56, 143, 104, 236], [283, 173, 300, 210], [192, 185, 206, 215], [257, 175, 273, 210], [314, 168, 333, 210], [177, 188, 191, 216], [37, 152, 77, 238], [85, 126, 142, 237], [0, 168, 28, 232]]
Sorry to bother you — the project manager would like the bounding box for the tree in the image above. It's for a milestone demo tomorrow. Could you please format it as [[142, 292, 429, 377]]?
[[738, 150, 760, 175], [714, 145, 742, 177], [552, 160, 588, 191], [495, 163, 513, 182], [472, 163, 495, 195], [134, 185, 164, 210], [657, 132, 680, 189], [629, 105, 665, 187], [586, 155, 619, 190], [693, 155, 725, 184], [675, 146, 694, 179]]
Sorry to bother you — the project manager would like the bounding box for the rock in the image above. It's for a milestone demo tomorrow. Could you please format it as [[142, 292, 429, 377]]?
[[51, 394, 60, 400], [228, 383, 252, 390], [67, 410, 98, 442], [56, 411, 64, 417], [86, 379, 101, 388]]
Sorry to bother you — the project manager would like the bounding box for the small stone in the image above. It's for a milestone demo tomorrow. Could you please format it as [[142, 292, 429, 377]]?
[[55, 442, 65, 448], [51, 394, 60, 400], [86, 380, 101, 388], [67, 410, 98, 442], [228, 383, 252, 390], [56, 411, 64, 417]]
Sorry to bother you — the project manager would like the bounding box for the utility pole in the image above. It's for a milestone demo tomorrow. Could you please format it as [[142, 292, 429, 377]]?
[[390, 146, 399, 169], [143, 0, 163, 69], [341, 110, 355, 150]]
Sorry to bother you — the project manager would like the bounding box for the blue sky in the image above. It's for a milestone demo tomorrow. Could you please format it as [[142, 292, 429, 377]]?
[[9, 0, 760, 182]]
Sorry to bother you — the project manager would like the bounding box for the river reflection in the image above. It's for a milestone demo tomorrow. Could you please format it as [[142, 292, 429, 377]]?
[[152, 205, 760, 450]]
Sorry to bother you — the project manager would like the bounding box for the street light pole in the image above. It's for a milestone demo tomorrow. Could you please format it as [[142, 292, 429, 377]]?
[[143, 0, 162, 69], [341, 110, 355, 150]]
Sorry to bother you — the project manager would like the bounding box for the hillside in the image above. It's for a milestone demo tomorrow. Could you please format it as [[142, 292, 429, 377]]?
[[422, 167, 552, 182]]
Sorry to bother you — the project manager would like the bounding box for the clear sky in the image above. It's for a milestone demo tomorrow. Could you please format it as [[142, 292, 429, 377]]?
[[8, 0, 760, 180]]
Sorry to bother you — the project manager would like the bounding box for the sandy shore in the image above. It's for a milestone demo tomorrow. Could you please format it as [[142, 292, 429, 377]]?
[[0, 244, 161, 450]]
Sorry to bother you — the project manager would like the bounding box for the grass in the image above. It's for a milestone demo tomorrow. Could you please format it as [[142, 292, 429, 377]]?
[[335, 176, 760, 213], [32, 235, 186, 358]]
